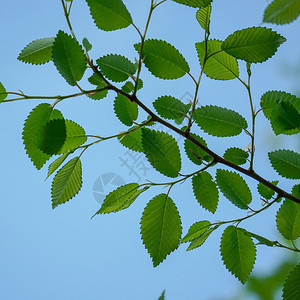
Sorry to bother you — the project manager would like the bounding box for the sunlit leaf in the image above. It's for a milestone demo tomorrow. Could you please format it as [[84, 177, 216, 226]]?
[[118, 127, 143, 152], [196, 5, 212, 30], [187, 227, 216, 251], [223, 147, 249, 165], [47, 151, 74, 178], [182, 220, 211, 243], [140, 194, 182, 267], [171, 0, 212, 8], [283, 263, 300, 300], [222, 27, 286, 63], [114, 94, 138, 126]]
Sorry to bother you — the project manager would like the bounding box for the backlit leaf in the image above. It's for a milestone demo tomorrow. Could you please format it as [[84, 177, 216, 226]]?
[[257, 180, 279, 200], [114, 94, 138, 126], [0, 82, 7, 103], [223, 147, 249, 165], [187, 226, 216, 251], [51, 157, 82, 208], [47, 151, 74, 178], [52, 31, 86, 86], [216, 169, 252, 209], [196, 39, 239, 80], [192, 172, 219, 213], [222, 27, 286, 63], [182, 220, 211, 243], [18, 37, 55, 65], [118, 127, 143, 152], [171, 0, 212, 8], [140, 194, 182, 267], [134, 39, 190, 79], [241, 229, 277, 247], [220, 226, 256, 284], [194, 105, 248, 137], [196, 5, 212, 30], [141, 128, 181, 178], [283, 263, 300, 300], [263, 0, 300, 25], [268, 150, 300, 179], [86, 0, 132, 31]]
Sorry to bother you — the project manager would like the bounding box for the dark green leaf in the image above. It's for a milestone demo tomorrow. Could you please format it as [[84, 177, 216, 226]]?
[[171, 0, 212, 8], [192, 172, 219, 213], [86, 0, 132, 31], [283, 263, 300, 300], [194, 105, 248, 137], [134, 39, 190, 79], [51, 157, 82, 208], [268, 150, 300, 179], [196, 5, 212, 30], [196, 39, 239, 80], [18, 37, 55, 65], [114, 94, 138, 126], [82, 37, 92, 52], [182, 220, 211, 243], [158, 290, 166, 300], [52, 31, 86, 86], [140, 194, 182, 267], [222, 27, 286, 63], [118, 127, 143, 152], [263, 0, 300, 25], [216, 169, 252, 209], [141, 128, 181, 178], [88, 73, 105, 86], [220, 226, 256, 284], [223, 147, 249, 165], [241, 229, 278, 247], [0, 82, 7, 103], [257, 181, 279, 200]]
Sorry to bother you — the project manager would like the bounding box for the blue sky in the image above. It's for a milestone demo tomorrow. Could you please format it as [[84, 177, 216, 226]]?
[[0, 1, 299, 299]]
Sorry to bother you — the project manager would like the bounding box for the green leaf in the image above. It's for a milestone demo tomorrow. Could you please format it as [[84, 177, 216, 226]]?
[[141, 128, 181, 178], [140, 194, 182, 267], [268, 150, 300, 179], [240, 229, 278, 247], [184, 133, 211, 165], [158, 290, 166, 300], [263, 0, 300, 25], [134, 39, 190, 79], [194, 105, 248, 137], [18, 37, 55, 65], [82, 37, 92, 52], [186, 226, 216, 251], [221, 27, 286, 63], [92, 183, 148, 215], [182, 220, 211, 243], [196, 39, 239, 80], [283, 263, 300, 300], [47, 151, 74, 178], [114, 94, 138, 126], [97, 54, 136, 82], [192, 172, 219, 213], [22, 103, 63, 169], [196, 5, 212, 30], [86, 0, 132, 31], [0, 82, 7, 103], [153, 96, 189, 120], [52, 31, 86, 86], [220, 226, 256, 284], [216, 169, 252, 209], [257, 180, 279, 200], [36, 119, 87, 155], [171, 0, 212, 8], [51, 157, 82, 208], [223, 147, 249, 165], [118, 127, 143, 152], [276, 184, 300, 240], [270, 102, 300, 135], [88, 73, 105, 86]]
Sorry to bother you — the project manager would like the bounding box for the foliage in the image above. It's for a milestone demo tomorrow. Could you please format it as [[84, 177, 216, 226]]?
[[1, 0, 300, 298]]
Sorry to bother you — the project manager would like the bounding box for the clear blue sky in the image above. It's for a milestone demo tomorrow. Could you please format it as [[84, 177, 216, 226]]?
[[0, 1, 299, 299]]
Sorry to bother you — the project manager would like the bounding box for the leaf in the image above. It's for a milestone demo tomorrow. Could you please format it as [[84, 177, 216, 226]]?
[[22, 103, 63, 169], [158, 290, 166, 300], [118, 127, 143, 152], [268, 150, 300, 179], [88, 73, 105, 86], [187, 227, 216, 251], [86, 0, 132, 31], [263, 0, 300, 25], [182, 220, 211, 243], [97, 54, 136, 82], [134, 39, 190, 79], [216, 169, 252, 209], [114, 94, 138, 126], [51, 157, 82, 208], [52, 31, 87, 86], [92, 183, 148, 215], [223, 147, 249, 165], [47, 151, 74, 178], [192, 172, 219, 213], [184, 133, 211, 165], [82, 37, 92, 52], [220, 226, 256, 284], [196, 39, 239, 80], [18, 37, 55, 65], [36, 119, 87, 155], [140, 194, 182, 267], [0, 82, 7, 103], [270, 102, 300, 135], [196, 5, 212, 30], [257, 180, 279, 200], [141, 128, 181, 178], [240, 229, 278, 247], [221, 27, 286, 63], [153, 96, 190, 120], [276, 184, 300, 240], [283, 263, 300, 300], [171, 0, 212, 8], [194, 105, 248, 137]]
